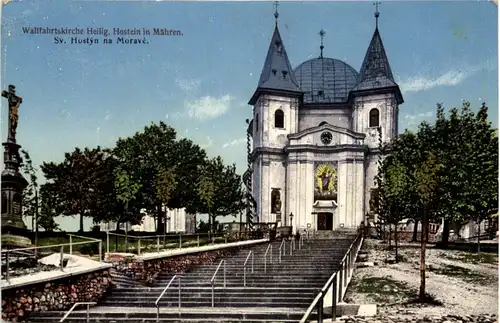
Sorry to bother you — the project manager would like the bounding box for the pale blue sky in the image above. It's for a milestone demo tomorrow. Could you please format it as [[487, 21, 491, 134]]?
[[1, 1, 498, 231]]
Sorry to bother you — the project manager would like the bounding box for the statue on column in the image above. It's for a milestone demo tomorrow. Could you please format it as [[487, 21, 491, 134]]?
[[2, 85, 22, 141], [1, 84, 30, 247]]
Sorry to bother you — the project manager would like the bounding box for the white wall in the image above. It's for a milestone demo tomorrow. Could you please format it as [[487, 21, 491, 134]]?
[[101, 207, 188, 233], [353, 94, 399, 149]]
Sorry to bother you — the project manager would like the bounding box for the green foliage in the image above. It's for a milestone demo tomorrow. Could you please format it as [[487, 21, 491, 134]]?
[[38, 184, 60, 231], [40, 146, 111, 232], [379, 101, 497, 228], [19, 150, 38, 221], [198, 157, 245, 228], [413, 151, 443, 207], [156, 166, 177, 206], [112, 122, 178, 219], [19, 150, 60, 232], [38, 120, 244, 233]]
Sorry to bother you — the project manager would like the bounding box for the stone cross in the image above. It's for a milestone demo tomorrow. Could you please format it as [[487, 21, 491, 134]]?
[[2, 85, 22, 141]]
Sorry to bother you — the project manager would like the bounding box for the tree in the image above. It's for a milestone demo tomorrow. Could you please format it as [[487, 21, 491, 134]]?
[[166, 138, 207, 214], [41, 146, 110, 232], [156, 166, 177, 234], [197, 157, 245, 237], [414, 151, 443, 302], [455, 103, 498, 252], [198, 168, 216, 237], [113, 122, 186, 233], [383, 158, 410, 260], [113, 166, 143, 228], [19, 150, 39, 234], [429, 102, 498, 247], [38, 183, 60, 232]]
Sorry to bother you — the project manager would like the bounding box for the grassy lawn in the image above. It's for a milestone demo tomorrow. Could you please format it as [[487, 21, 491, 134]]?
[[349, 276, 416, 304], [442, 252, 498, 265], [36, 235, 239, 255], [429, 264, 491, 284]]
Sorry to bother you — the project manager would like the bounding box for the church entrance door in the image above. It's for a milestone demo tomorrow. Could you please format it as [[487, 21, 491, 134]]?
[[317, 212, 333, 230]]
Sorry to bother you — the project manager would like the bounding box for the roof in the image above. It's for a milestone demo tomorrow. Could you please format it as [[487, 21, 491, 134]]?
[[248, 25, 302, 105], [351, 28, 398, 92], [294, 57, 359, 104]]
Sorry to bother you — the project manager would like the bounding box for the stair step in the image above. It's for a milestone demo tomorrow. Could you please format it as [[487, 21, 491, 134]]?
[[26, 234, 361, 323]]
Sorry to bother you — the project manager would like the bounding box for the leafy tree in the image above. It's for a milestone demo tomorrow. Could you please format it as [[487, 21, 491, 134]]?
[[38, 184, 60, 232], [197, 157, 245, 237], [413, 151, 443, 302], [454, 103, 498, 252], [156, 166, 177, 233], [41, 146, 110, 232], [383, 158, 409, 260], [113, 166, 143, 228], [19, 150, 38, 233], [425, 102, 498, 246], [198, 165, 216, 237], [166, 138, 207, 214], [113, 122, 180, 233]]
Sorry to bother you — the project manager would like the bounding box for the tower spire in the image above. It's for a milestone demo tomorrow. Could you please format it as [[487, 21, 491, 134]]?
[[373, 2, 381, 29], [319, 29, 326, 59], [274, 1, 279, 26]]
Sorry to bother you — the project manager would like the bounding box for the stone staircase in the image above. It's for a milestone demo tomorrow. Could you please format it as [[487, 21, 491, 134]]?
[[25, 231, 359, 323]]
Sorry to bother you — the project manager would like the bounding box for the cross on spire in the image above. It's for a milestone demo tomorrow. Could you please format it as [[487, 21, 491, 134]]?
[[319, 29, 326, 58], [373, 2, 381, 29], [274, 1, 279, 25]]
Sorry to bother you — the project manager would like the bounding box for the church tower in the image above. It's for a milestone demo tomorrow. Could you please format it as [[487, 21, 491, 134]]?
[[248, 5, 302, 224], [349, 6, 404, 217]]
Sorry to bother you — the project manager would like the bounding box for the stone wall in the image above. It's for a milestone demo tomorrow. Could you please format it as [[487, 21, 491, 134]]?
[[1, 269, 112, 322], [113, 246, 246, 286]]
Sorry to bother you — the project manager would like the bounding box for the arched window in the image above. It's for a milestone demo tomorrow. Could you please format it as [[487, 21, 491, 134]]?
[[255, 113, 259, 131], [369, 108, 380, 127], [274, 109, 284, 129]]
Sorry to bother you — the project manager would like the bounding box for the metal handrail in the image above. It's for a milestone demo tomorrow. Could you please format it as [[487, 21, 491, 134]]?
[[300, 228, 363, 323], [2, 240, 102, 283], [5, 241, 95, 253], [59, 302, 96, 322], [299, 234, 304, 249], [243, 250, 254, 287], [155, 275, 183, 322], [210, 259, 226, 307], [278, 239, 285, 263], [68, 234, 100, 241], [264, 243, 272, 273], [68, 234, 102, 262]]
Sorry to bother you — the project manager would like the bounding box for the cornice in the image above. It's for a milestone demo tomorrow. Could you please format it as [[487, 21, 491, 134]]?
[[284, 144, 368, 154], [287, 123, 365, 140]]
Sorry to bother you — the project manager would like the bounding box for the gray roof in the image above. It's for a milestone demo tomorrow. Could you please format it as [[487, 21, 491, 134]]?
[[294, 57, 359, 104], [351, 28, 397, 92], [249, 25, 301, 105]]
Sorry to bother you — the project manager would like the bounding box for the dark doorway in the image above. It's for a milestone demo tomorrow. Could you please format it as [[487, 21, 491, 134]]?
[[317, 212, 333, 230]]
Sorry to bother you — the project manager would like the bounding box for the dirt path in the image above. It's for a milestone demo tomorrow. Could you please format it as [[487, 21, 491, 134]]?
[[344, 239, 498, 318]]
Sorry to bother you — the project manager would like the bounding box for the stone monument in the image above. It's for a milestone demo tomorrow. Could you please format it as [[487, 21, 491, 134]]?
[[1, 85, 30, 248]]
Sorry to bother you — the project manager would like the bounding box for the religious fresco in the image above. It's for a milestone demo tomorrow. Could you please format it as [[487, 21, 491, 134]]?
[[314, 162, 338, 201]]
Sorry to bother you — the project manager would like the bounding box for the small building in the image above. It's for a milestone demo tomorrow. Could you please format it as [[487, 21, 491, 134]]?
[[99, 207, 194, 233]]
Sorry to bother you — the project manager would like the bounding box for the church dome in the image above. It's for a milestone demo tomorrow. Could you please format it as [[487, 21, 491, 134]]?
[[294, 57, 359, 104]]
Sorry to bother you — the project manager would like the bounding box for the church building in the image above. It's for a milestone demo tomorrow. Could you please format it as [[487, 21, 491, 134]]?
[[247, 6, 404, 232]]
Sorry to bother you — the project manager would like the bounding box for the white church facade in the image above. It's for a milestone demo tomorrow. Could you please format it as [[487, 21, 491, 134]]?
[[248, 9, 403, 232]]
